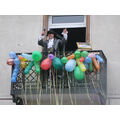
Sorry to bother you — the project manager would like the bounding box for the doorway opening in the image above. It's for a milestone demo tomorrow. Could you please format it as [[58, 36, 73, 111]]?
[[50, 28, 86, 51]]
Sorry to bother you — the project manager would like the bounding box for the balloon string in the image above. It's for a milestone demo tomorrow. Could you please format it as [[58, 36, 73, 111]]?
[[59, 76, 63, 105], [39, 74, 42, 104], [91, 78, 101, 104], [21, 74, 27, 105], [49, 69, 52, 104], [60, 51, 65, 105], [24, 77, 27, 105], [36, 74, 42, 105], [52, 68, 59, 105], [67, 72, 74, 105], [84, 75, 93, 104], [29, 77, 33, 105], [98, 77, 106, 99], [36, 74, 39, 104]]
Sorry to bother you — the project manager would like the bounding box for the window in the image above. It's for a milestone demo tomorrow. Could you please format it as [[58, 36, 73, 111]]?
[[48, 15, 86, 29], [43, 15, 90, 50]]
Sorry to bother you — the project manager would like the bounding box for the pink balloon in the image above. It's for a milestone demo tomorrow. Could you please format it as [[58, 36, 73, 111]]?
[[7, 58, 14, 65], [88, 53, 96, 58], [41, 58, 52, 70]]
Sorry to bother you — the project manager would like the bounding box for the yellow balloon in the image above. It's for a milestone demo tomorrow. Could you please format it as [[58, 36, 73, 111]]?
[[76, 59, 86, 72], [20, 61, 28, 69]]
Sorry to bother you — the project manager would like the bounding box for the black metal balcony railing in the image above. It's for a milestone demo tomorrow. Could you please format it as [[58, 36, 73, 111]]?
[[10, 50, 107, 105]]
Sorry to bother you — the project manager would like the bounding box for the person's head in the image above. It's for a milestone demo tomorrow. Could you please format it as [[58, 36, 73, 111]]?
[[47, 31, 55, 39]]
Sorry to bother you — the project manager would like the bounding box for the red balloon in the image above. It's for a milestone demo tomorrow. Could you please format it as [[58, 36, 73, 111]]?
[[41, 58, 52, 70], [79, 57, 85, 62], [7, 58, 14, 65]]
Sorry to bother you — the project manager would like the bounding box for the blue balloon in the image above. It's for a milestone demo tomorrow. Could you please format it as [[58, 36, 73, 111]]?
[[85, 57, 92, 63], [11, 77, 16, 83], [14, 68, 19, 73], [9, 51, 17, 59], [22, 53, 33, 61], [11, 58, 20, 83], [11, 71, 18, 83], [65, 59, 76, 72], [14, 58, 20, 65], [83, 62, 89, 70], [96, 55, 104, 63]]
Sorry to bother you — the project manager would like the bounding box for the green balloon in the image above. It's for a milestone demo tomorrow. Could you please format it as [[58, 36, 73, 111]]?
[[89, 62, 93, 72], [34, 61, 40, 73], [74, 66, 85, 80], [74, 50, 81, 58], [53, 57, 63, 70], [61, 57, 68, 64], [32, 51, 42, 62], [24, 61, 34, 74], [81, 51, 88, 58]]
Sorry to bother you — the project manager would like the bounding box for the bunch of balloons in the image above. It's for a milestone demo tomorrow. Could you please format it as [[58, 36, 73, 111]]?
[[7, 50, 104, 82], [60, 50, 103, 81], [7, 51, 20, 82]]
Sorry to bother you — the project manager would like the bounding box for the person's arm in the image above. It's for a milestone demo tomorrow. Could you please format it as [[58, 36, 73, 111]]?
[[38, 31, 47, 47], [61, 28, 68, 40]]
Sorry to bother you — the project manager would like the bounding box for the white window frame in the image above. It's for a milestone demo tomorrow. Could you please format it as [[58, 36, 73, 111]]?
[[48, 15, 86, 29]]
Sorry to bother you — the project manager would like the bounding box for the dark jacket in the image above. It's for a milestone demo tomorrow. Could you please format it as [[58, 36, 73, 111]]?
[[38, 37, 67, 54]]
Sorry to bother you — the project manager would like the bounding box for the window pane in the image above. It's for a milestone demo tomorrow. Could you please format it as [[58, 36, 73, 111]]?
[[52, 15, 84, 24]]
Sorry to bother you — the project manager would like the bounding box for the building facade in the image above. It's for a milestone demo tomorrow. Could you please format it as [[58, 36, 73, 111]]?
[[0, 15, 120, 104]]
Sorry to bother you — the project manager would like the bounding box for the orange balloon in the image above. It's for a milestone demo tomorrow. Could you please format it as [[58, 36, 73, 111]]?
[[18, 55, 28, 61], [67, 54, 75, 60], [92, 57, 100, 72]]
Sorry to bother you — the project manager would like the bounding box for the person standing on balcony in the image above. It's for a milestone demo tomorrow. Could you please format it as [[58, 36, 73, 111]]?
[[38, 28, 68, 55]]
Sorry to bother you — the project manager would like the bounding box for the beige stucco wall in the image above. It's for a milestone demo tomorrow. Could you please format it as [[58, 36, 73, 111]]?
[[0, 16, 43, 104], [0, 15, 120, 104], [90, 15, 120, 103]]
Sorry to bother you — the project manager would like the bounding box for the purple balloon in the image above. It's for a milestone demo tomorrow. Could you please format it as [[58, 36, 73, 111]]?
[[48, 54, 55, 60]]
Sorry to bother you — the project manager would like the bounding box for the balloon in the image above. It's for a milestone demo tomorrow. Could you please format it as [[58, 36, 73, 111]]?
[[61, 57, 68, 64], [20, 61, 28, 69], [81, 51, 88, 58], [14, 58, 20, 65], [32, 51, 42, 62], [65, 59, 76, 72], [9, 51, 17, 59], [96, 55, 104, 63], [67, 54, 75, 60], [85, 57, 92, 63], [34, 61, 40, 73], [22, 53, 33, 61], [74, 66, 85, 80], [24, 61, 34, 74], [14, 68, 19, 73], [52, 57, 63, 70], [48, 54, 55, 60], [79, 57, 85, 62], [83, 62, 89, 70], [76, 59, 86, 72], [18, 55, 29, 62], [11, 76, 17, 83], [74, 50, 81, 59], [41, 58, 52, 70], [7, 58, 14, 65], [11, 59, 20, 83], [89, 62, 93, 72], [92, 57, 100, 72], [88, 53, 95, 58], [11, 65, 19, 83]]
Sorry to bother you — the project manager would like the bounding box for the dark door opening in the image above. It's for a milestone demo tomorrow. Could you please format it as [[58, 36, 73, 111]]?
[[50, 28, 86, 51]]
